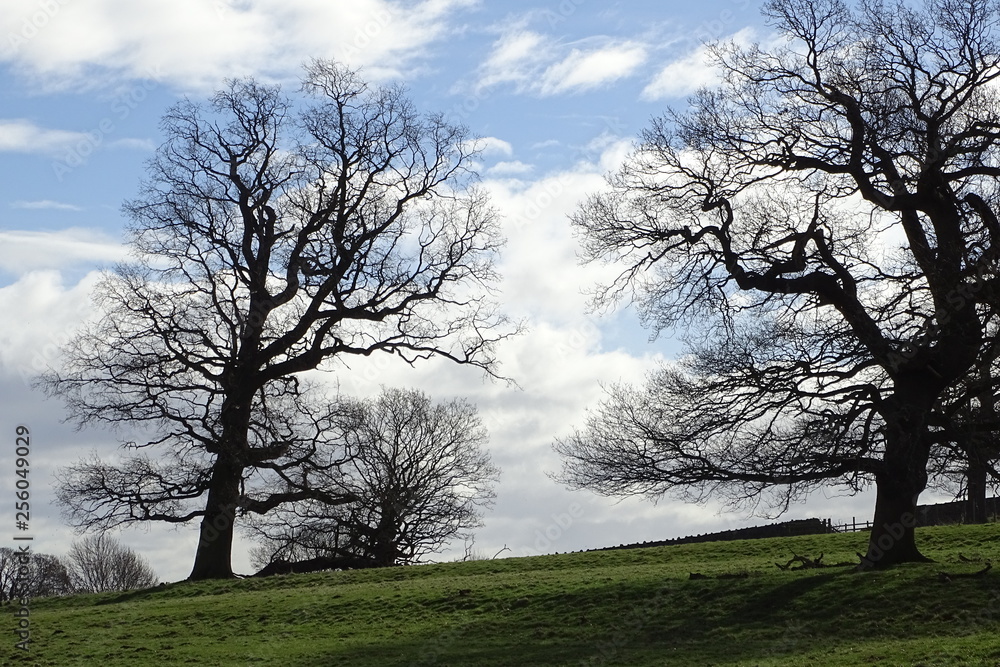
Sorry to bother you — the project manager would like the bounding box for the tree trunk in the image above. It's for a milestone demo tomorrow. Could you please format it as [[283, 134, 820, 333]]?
[[860, 475, 928, 569], [966, 358, 997, 524], [965, 452, 989, 524], [188, 456, 243, 580], [859, 401, 933, 570], [371, 517, 398, 567]]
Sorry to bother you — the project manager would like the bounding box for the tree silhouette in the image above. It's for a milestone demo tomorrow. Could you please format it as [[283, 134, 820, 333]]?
[[557, 0, 1000, 567], [0, 549, 73, 602], [66, 534, 158, 593], [42, 61, 514, 580], [249, 387, 498, 568]]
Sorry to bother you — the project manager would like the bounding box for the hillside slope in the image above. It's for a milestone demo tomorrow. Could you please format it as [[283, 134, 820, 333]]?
[[6, 524, 1000, 666]]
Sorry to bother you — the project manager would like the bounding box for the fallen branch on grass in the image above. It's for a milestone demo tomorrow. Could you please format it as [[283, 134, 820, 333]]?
[[776, 553, 824, 570], [776, 553, 856, 570]]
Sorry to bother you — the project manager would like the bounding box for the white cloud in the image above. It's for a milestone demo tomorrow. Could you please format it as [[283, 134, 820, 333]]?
[[0, 144, 872, 579], [0, 270, 102, 386], [11, 200, 83, 211], [487, 160, 533, 177], [583, 133, 634, 172], [0, 228, 125, 275], [538, 43, 647, 96], [0, 119, 93, 155], [0, 0, 478, 91], [642, 28, 755, 101], [476, 30, 548, 90], [470, 136, 514, 157], [107, 137, 155, 151], [476, 29, 647, 97], [641, 45, 713, 100]]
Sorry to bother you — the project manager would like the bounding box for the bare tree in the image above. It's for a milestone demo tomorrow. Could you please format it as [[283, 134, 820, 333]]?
[[0, 548, 21, 604], [557, 0, 1000, 568], [40, 61, 514, 580], [248, 387, 498, 568], [66, 534, 158, 593], [0, 549, 73, 602], [26, 554, 74, 598]]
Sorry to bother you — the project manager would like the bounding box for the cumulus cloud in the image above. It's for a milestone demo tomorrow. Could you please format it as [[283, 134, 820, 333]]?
[[476, 29, 647, 97], [0, 0, 479, 91], [0, 139, 867, 580]]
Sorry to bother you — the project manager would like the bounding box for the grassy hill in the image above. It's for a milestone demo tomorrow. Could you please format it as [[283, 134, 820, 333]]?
[[6, 524, 1000, 666]]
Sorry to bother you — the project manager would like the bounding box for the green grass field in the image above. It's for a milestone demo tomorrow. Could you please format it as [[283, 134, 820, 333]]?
[[5, 524, 1000, 666]]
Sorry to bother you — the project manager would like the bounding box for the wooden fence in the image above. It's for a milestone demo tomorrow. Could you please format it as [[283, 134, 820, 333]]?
[[825, 517, 873, 533]]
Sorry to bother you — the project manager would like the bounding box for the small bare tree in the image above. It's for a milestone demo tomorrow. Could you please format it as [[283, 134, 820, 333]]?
[[66, 534, 158, 594], [26, 554, 74, 598], [248, 387, 499, 567], [0, 549, 73, 602]]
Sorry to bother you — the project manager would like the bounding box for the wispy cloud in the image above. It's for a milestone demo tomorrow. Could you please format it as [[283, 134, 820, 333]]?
[[0, 228, 125, 275], [464, 136, 514, 157], [538, 43, 647, 96], [487, 160, 534, 177], [641, 28, 755, 101], [11, 200, 83, 211], [476, 29, 647, 97], [0, 119, 91, 156], [107, 137, 155, 151]]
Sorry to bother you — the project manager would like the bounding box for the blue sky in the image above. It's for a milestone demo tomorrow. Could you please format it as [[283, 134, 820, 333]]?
[[0, 0, 897, 582]]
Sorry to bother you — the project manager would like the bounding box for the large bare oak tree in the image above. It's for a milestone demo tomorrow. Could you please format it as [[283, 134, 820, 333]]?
[[41, 61, 513, 580], [556, 0, 1000, 567]]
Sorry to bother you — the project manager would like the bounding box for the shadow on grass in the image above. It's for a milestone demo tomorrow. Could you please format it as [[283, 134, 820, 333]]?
[[278, 572, 864, 667], [93, 581, 196, 606]]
